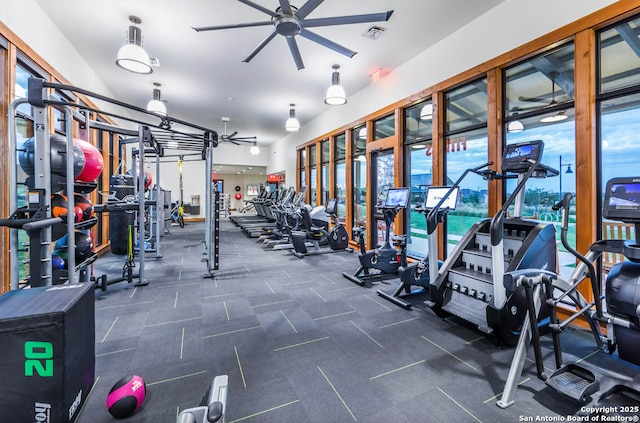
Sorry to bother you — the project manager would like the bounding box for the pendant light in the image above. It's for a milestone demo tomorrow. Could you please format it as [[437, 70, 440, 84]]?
[[250, 141, 260, 155], [324, 65, 347, 105], [116, 16, 153, 74], [419, 103, 433, 120], [507, 120, 524, 132], [285, 103, 300, 132], [146, 83, 166, 115]]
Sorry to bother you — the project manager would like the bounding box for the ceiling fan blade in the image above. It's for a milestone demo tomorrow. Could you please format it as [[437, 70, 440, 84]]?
[[228, 140, 240, 145], [228, 131, 238, 139], [278, 0, 292, 15], [286, 36, 305, 70], [193, 21, 272, 32], [296, 0, 324, 19], [237, 0, 278, 18], [231, 136, 257, 141], [243, 30, 278, 63], [518, 95, 549, 103], [299, 29, 356, 58], [303, 11, 394, 28]]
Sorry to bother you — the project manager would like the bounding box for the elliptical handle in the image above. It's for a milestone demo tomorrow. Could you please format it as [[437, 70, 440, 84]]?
[[552, 192, 573, 212]]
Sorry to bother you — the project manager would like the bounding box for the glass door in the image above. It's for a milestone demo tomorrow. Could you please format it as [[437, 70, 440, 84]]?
[[371, 149, 395, 246]]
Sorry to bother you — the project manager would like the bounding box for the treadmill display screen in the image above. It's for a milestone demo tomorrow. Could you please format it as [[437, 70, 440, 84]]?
[[503, 140, 544, 172], [603, 177, 640, 222], [384, 188, 410, 208], [425, 187, 459, 210]]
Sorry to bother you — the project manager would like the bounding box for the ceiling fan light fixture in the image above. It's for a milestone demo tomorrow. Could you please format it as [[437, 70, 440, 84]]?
[[358, 127, 367, 139], [325, 65, 347, 106], [116, 16, 153, 74], [507, 120, 524, 133], [285, 103, 300, 132], [146, 82, 166, 115]]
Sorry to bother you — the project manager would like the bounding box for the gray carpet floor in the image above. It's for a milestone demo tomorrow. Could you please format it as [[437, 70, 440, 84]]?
[[74, 217, 633, 423]]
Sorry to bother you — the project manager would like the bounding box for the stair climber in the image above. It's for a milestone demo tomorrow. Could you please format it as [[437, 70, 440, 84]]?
[[498, 178, 640, 416], [426, 139, 559, 345]]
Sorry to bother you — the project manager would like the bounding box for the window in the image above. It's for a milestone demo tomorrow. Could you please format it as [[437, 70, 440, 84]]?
[[352, 126, 367, 228], [373, 114, 395, 140], [52, 90, 76, 134], [373, 149, 395, 246], [299, 148, 306, 190], [404, 100, 433, 259], [320, 139, 330, 206], [444, 79, 488, 254], [597, 16, 640, 283], [504, 42, 576, 277], [334, 133, 347, 223], [14, 59, 48, 285], [599, 17, 640, 94], [309, 144, 317, 207]]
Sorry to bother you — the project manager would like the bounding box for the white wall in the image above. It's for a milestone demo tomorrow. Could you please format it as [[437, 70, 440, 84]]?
[[0, 0, 117, 113], [267, 0, 618, 181]]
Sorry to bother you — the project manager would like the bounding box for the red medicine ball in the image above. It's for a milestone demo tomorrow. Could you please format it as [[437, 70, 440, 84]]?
[[74, 194, 94, 224], [74, 138, 104, 182]]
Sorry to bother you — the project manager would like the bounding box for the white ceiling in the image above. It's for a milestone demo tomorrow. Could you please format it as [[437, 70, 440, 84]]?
[[34, 0, 505, 148]]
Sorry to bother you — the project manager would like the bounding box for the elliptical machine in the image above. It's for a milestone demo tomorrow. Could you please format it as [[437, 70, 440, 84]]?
[[377, 163, 493, 308], [498, 178, 640, 411], [342, 187, 410, 286]]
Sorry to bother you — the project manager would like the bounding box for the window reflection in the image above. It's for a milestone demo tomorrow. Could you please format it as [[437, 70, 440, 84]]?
[[599, 16, 640, 94], [504, 43, 574, 121], [373, 114, 395, 140]]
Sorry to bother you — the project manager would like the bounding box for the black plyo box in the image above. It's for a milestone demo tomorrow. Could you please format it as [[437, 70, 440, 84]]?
[[0, 283, 95, 423]]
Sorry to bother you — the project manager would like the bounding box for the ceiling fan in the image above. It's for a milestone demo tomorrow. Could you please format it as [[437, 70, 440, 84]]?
[[193, 0, 394, 70], [220, 117, 257, 145], [512, 72, 564, 112]]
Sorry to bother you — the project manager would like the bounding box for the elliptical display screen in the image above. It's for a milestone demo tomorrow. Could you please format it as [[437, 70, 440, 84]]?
[[603, 177, 640, 222], [384, 187, 410, 208], [425, 186, 459, 210], [502, 140, 544, 172]]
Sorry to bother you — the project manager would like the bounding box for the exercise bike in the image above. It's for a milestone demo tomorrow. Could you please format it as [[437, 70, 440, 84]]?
[[498, 179, 640, 413], [176, 375, 228, 423], [290, 198, 352, 258], [377, 162, 494, 309], [342, 187, 410, 286]]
